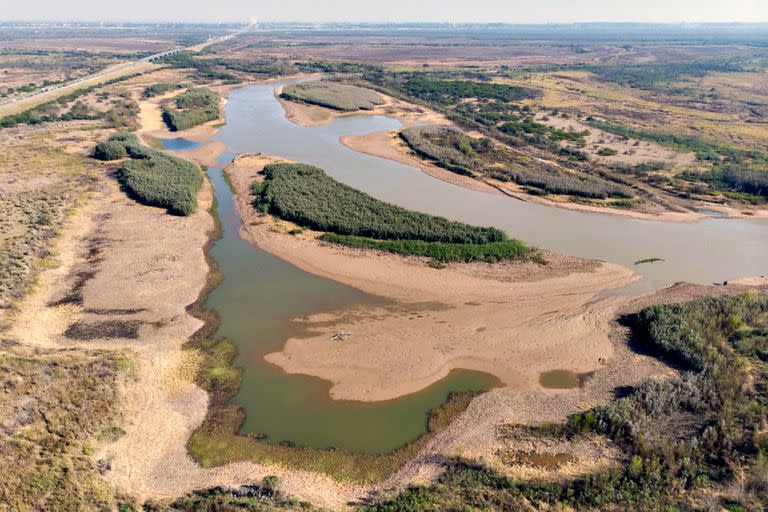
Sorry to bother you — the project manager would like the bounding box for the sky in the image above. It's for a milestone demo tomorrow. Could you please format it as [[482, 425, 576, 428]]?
[[2, 0, 767, 24]]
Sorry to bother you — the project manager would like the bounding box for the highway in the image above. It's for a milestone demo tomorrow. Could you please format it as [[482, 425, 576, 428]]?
[[0, 26, 249, 111]]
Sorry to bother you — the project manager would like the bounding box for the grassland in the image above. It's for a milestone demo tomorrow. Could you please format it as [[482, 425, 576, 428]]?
[[0, 347, 131, 510], [162, 87, 221, 131], [252, 162, 531, 262], [95, 132, 203, 215], [280, 80, 384, 111], [0, 125, 100, 324]]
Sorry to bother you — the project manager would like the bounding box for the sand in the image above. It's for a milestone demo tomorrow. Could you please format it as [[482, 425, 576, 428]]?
[[276, 85, 450, 128], [225, 153, 638, 401]]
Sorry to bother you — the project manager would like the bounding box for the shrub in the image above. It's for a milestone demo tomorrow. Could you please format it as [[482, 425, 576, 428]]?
[[254, 163, 507, 244], [710, 166, 768, 198], [319, 233, 530, 263], [399, 125, 490, 172], [92, 133, 202, 215], [597, 147, 619, 156], [162, 88, 220, 131], [491, 167, 632, 199], [93, 140, 127, 161], [143, 82, 183, 98]]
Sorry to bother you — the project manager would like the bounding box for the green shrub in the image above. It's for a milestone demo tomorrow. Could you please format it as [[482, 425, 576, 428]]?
[[162, 88, 220, 131], [117, 151, 202, 216], [254, 163, 507, 244], [491, 167, 632, 199], [597, 147, 619, 156], [143, 82, 183, 98], [93, 140, 127, 161], [253, 162, 531, 262], [93, 133, 202, 215], [319, 233, 530, 263], [399, 125, 490, 172]]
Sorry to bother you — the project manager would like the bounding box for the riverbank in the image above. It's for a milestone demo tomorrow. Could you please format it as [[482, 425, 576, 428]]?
[[339, 128, 767, 223], [225, 152, 639, 400], [275, 84, 450, 128]]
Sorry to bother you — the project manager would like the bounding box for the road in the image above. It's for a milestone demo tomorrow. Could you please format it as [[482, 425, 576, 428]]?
[[0, 26, 250, 114]]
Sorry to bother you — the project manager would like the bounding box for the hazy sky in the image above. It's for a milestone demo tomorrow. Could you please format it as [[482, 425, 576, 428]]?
[[3, 0, 768, 23]]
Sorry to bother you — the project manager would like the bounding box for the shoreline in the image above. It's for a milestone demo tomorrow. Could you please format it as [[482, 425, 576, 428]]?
[[275, 87, 767, 223], [338, 128, 768, 223], [224, 152, 641, 401]]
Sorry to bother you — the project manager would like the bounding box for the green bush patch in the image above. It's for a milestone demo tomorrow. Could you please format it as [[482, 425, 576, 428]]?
[[162, 88, 220, 131], [252, 162, 531, 262], [94, 132, 203, 215]]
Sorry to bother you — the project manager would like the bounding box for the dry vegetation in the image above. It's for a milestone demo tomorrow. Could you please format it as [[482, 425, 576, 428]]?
[[0, 346, 131, 511], [280, 80, 384, 111], [0, 126, 100, 326]]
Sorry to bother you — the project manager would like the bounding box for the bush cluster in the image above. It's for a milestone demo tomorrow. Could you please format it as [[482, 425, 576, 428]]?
[[492, 167, 632, 199], [710, 165, 768, 198], [280, 81, 384, 112], [589, 60, 743, 90], [395, 75, 539, 104], [319, 233, 529, 263], [93, 132, 202, 215], [143, 82, 183, 98], [253, 163, 530, 262], [254, 163, 506, 244], [162, 88, 220, 131], [399, 125, 492, 175]]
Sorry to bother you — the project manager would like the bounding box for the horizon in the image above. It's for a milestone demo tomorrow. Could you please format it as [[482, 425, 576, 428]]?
[[1, 0, 766, 24]]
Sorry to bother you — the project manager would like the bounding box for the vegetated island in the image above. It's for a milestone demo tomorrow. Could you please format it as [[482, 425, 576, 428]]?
[[252, 162, 532, 263], [280, 80, 385, 112]]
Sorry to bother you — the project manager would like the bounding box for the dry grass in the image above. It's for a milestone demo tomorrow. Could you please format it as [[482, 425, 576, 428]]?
[[0, 346, 130, 511]]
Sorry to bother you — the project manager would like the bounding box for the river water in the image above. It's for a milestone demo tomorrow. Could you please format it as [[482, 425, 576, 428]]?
[[167, 79, 767, 453]]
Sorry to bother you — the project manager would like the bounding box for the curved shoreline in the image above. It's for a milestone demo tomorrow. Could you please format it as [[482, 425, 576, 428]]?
[[224, 153, 639, 402], [338, 128, 768, 223], [275, 84, 767, 223]]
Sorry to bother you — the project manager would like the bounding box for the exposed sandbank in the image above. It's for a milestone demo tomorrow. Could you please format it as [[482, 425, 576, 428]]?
[[225, 153, 639, 402]]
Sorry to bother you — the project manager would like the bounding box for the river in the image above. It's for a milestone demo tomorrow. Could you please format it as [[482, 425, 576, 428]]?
[[163, 79, 767, 454]]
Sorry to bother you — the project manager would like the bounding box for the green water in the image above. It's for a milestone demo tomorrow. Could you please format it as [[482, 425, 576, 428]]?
[[539, 370, 581, 389], [200, 160, 498, 453]]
